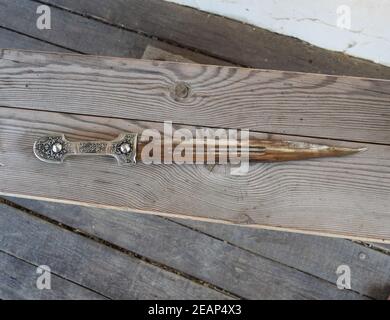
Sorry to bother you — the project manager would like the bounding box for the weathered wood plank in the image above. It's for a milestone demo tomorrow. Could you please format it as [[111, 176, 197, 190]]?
[[0, 0, 226, 65], [173, 218, 390, 300], [0, 251, 106, 300], [6, 197, 368, 300], [40, 0, 390, 78], [0, 27, 69, 53], [1, 50, 389, 144], [0, 3, 389, 300], [0, 203, 230, 299], [0, 107, 389, 242]]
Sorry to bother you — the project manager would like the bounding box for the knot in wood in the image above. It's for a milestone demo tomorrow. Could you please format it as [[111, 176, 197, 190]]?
[[172, 82, 191, 100]]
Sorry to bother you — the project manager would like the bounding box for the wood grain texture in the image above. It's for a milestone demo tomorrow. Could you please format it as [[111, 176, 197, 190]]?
[[7, 197, 367, 300], [0, 0, 226, 65], [0, 251, 106, 300], [0, 27, 69, 53], [0, 50, 390, 144], [0, 203, 230, 299], [0, 1, 388, 301], [136, 137, 363, 163], [141, 46, 390, 299], [0, 107, 389, 242], [40, 0, 390, 78], [177, 219, 390, 300]]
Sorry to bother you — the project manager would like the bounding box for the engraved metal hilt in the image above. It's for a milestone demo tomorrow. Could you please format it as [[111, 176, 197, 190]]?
[[33, 133, 138, 165]]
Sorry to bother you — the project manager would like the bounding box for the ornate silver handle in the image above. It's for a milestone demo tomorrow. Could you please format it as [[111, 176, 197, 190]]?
[[33, 133, 138, 165]]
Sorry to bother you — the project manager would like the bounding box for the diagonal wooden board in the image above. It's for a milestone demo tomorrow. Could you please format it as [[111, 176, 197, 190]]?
[[38, 0, 390, 78], [0, 49, 389, 243]]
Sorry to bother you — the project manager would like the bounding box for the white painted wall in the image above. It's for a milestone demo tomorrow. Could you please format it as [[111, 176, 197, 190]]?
[[166, 0, 390, 67]]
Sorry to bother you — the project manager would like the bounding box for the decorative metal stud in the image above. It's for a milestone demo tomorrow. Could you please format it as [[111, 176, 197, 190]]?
[[52, 143, 63, 153], [33, 133, 138, 165], [120, 143, 131, 154]]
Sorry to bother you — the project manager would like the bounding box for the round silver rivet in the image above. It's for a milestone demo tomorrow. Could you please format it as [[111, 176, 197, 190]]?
[[120, 143, 131, 154], [358, 252, 367, 260], [52, 143, 63, 153]]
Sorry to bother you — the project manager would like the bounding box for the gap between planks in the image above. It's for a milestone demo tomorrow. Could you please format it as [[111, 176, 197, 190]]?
[[31, 0, 241, 66], [0, 250, 108, 299], [4, 191, 390, 245], [0, 26, 83, 54], [3, 197, 376, 300], [0, 201, 235, 299], [35, 0, 390, 78], [0, 106, 389, 243], [0, 197, 240, 299], [0, 0, 228, 66]]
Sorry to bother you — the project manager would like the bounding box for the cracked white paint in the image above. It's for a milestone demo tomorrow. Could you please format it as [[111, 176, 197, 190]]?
[[166, 0, 390, 66]]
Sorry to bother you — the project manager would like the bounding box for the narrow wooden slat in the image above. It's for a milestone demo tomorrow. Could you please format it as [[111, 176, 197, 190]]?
[[0, 0, 225, 65], [0, 50, 389, 144], [0, 203, 230, 299], [0, 107, 389, 242], [6, 198, 367, 300], [40, 0, 390, 78], [0, 251, 106, 300], [0, 27, 69, 53]]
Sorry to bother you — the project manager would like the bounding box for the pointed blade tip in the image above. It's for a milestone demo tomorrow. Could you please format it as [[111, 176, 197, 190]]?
[[336, 146, 367, 155]]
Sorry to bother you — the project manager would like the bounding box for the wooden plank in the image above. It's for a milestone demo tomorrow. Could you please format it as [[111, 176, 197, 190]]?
[[1, 50, 390, 144], [6, 198, 367, 300], [0, 203, 230, 299], [40, 0, 390, 78], [0, 251, 106, 299], [174, 219, 390, 300], [0, 107, 389, 243], [0, 7, 386, 300], [0, 0, 226, 66], [0, 27, 69, 53]]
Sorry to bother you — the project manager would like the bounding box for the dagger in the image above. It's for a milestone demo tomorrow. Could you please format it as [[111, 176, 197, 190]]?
[[33, 132, 366, 165]]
